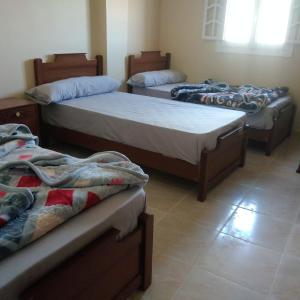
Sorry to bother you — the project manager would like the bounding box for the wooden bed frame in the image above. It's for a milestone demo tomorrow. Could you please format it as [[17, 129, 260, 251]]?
[[127, 51, 296, 156], [18, 55, 154, 300], [34, 53, 247, 202], [22, 213, 154, 300]]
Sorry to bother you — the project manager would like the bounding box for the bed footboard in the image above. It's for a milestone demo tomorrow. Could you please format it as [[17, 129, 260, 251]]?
[[266, 103, 296, 155], [42, 123, 246, 202], [197, 126, 247, 201], [21, 213, 154, 300], [247, 103, 296, 156]]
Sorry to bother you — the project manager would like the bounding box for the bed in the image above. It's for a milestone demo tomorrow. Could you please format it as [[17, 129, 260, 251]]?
[[33, 53, 247, 202], [0, 124, 153, 300], [128, 51, 296, 156]]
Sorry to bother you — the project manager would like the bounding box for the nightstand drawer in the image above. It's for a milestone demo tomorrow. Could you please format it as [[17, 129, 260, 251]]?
[[0, 104, 39, 136], [3, 106, 35, 123], [0, 98, 40, 137]]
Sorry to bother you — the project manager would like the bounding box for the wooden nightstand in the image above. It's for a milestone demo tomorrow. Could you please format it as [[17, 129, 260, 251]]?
[[0, 98, 39, 136]]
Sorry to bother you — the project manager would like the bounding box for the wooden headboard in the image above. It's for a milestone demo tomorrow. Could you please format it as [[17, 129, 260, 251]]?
[[127, 51, 171, 79], [34, 53, 103, 86]]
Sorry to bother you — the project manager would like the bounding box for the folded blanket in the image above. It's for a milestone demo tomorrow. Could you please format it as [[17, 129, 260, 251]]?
[[171, 79, 289, 113], [0, 124, 148, 260]]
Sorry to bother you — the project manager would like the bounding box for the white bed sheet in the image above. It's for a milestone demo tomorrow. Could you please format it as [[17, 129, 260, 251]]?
[[132, 84, 292, 130], [0, 187, 146, 300], [41, 92, 246, 165]]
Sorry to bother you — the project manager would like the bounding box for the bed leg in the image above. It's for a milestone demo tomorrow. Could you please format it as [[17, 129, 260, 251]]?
[[239, 132, 248, 167], [264, 129, 273, 156], [265, 149, 272, 156], [198, 151, 208, 202], [139, 213, 154, 291], [39, 122, 50, 148], [265, 142, 272, 156], [197, 186, 207, 202], [288, 105, 296, 138], [297, 165, 300, 174]]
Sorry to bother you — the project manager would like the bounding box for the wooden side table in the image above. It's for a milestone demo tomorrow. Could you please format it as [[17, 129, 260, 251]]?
[[0, 98, 40, 137]]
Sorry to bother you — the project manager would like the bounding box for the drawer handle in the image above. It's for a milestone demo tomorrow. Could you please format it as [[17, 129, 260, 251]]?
[[16, 112, 21, 118]]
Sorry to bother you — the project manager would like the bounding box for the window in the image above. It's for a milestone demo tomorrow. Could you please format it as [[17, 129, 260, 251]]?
[[203, 0, 300, 56], [254, 0, 292, 45], [223, 0, 256, 44], [223, 0, 292, 46]]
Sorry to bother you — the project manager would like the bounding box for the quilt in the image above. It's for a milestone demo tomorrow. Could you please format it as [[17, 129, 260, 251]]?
[[170, 79, 289, 113], [0, 124, 148, 260]]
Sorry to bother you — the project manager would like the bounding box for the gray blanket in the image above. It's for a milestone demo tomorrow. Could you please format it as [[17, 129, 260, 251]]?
[[0, 124, 148, 260]]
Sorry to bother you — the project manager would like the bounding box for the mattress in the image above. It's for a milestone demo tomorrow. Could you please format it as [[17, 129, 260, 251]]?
[[0, 187, 146, 300], [133, 84, 292, 130], [41, 92, 246, 165]]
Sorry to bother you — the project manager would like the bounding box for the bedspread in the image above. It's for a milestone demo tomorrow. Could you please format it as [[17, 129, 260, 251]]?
[[0, 124, 148, 260], [171, 79, 289, 113]]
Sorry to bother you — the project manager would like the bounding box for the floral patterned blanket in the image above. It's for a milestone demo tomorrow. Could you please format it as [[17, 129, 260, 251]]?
[[0, 124, 148, 260], [170, 79, 289, 114]]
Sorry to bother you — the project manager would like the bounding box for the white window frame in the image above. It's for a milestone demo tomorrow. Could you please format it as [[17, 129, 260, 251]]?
[[202, 0, 300, 57], [216, 42, 294, 57], [202, 0, 227, 40]]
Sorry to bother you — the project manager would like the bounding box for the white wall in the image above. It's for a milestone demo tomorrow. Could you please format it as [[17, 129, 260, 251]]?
[[127, 0, 161, 54], [0, 0, 91, 98], [106, 0, 129, 83], [89, 0, 161, 84], [0, 0, 161, 96], [160, 0, 300, 131], [90, 0, 107, 72]]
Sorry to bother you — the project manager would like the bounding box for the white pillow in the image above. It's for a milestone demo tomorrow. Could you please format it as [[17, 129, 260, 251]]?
[[25, 76, 121, 105], [127, 69, 187, 88]]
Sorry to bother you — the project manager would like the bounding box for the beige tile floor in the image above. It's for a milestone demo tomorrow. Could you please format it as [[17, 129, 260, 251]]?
[[54, 135, 300, 300]]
